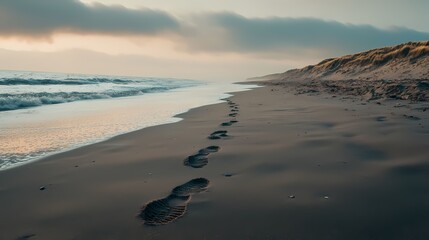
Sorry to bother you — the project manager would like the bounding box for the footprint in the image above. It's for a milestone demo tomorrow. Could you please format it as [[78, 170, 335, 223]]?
[[184, 154, 208, 168], [229, 113, 238, 117], [185, 146, 220, 168], [376, 116, 387, 122], [139, 195, 189, 226], [139, 178, 209, 226], [208, 130, 229, 140], [171, 178, 210, 196], [221, 120, 238, 126], [198, 145, 220, 155]]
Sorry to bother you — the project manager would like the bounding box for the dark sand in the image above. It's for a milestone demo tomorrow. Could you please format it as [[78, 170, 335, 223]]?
[[1, 86, 429, 240]]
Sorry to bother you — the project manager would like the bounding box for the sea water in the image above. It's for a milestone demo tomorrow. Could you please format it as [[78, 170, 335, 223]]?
[[0, 70, 254, 170]]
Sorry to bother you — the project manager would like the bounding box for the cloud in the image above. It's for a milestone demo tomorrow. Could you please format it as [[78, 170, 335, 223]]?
[[0, 1, 428, 58], [0, 0, 179, 37], [178, 12, 429, 57]]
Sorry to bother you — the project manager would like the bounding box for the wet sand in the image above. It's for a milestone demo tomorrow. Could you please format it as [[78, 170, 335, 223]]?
[[1, 86, 429, 240]]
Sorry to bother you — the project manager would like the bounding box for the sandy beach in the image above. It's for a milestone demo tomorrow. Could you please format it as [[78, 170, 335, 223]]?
[[1, 85, 429, 240], [2, 1, 429, 239]]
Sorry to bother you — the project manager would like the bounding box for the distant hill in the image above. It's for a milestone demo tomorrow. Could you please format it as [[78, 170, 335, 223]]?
[[254, 41, 429, 82]]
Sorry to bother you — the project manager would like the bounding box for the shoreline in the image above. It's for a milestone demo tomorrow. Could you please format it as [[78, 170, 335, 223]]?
[[1, 85, 429, 240], [0, 82, 256, 171]]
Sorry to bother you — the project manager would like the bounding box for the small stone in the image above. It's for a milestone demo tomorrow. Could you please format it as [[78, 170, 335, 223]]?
[[289, 195, 295, 199], [39, 186, 46, 191], [403, 114, 421, 121], [223, 173, 233, 177], [324, 196, 329, 199]]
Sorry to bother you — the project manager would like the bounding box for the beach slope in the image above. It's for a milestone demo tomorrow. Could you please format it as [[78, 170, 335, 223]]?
[[1, 84, 429, 239]]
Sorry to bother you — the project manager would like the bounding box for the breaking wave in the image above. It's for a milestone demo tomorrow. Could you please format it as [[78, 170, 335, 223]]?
[[0, 71, 201, 111], [0, 77, 140, 85]]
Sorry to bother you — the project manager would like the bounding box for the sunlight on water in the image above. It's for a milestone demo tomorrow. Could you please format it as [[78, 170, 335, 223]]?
[[0, 82, 256, 170]]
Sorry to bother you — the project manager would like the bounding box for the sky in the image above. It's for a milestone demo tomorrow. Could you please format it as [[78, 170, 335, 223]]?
[[0, 0, 428, 81]]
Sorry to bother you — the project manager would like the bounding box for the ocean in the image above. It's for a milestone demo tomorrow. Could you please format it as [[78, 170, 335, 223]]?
[[0, 70, 254, 170]]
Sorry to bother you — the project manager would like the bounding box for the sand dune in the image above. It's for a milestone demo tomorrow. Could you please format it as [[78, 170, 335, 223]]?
[[256, 41, 429, 81], [252, 41, 429, 101]]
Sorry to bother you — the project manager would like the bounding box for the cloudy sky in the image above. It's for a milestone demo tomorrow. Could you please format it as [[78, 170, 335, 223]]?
[[1, 0, 428, 81]]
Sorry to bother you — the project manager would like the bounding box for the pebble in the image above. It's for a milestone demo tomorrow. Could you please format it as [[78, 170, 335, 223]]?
[[403, 114, 421, 121], [289, 195, 295, 199], [39, 186, 46, 191]]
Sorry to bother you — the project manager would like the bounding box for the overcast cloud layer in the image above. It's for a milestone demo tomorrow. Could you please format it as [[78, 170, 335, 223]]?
[[179, 12, 429, 56], [1, 0, 429, 57], [0, 0, 179, 36]]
